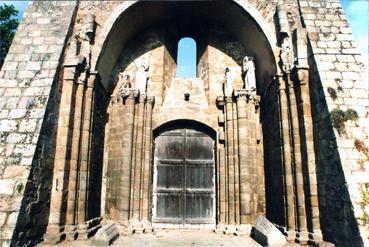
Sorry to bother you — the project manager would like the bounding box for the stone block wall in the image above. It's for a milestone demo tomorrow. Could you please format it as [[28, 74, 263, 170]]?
[[299, 0, 369, 245], [0, 2, 77, 246]]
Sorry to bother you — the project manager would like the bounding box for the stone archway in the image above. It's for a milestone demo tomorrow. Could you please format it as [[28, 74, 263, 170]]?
[[44, 0, 326, 245]]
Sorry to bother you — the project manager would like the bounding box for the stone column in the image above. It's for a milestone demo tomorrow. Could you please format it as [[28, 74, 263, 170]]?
[[225, 97, 235, 225], [250, 94, 261, 223], [130, 102, 139, 220], [45, 65, 78, 244], [294, 67, 322, 242], [118, 89, 138, 223], [106, 94, 118, 217], [234, 90, 250, 224], [232, 101, 240, 225], [216, 96, 227, 226], [255, 102, 265, 215], [65, 73, 86, 240], [132, 95, 146, 220], [278, 75, 296, 241], [77, 72, 97, 237], [287, 73, 308, 243], [141, 96, 154, 227]]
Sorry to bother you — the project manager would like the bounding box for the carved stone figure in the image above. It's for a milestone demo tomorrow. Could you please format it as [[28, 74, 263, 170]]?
[[280, 36, 294, 73], [136, 61, 149, 94], [243, 56, 256, 91], [224, 67, 233, 96]]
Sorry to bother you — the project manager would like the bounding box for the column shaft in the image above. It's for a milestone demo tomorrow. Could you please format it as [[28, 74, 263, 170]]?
[[119, 91, 137, 222], [106, 95, 119, 219], [287, 74, 308, 241], [297, 69, 322, 241], [233, 102, 240, 225], [236, 93, 249, 224], [45, 66, 77, 242], [218, 143, 226, 224], [65, 79, 85, 234], [133, 96, 145, 219], [130, 102, 139, 219], [225, 98, 235, 225], [142, 97, 154, 220], [278, 75, 296, 240], [77, 73, 96, 226]]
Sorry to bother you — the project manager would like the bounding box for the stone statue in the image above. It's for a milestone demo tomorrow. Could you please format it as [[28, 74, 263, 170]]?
[[224, 67, 233, 96], [136, 61, 149, 94], [243, 56, 256, 91], [280, 36, 294, 73]]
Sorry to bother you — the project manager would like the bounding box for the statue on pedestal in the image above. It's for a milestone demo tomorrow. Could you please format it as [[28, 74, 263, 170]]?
[[243, 56, 256, 91]]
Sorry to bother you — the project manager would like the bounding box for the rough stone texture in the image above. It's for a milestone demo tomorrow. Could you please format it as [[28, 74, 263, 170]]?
[[0, 1, 368, 247], [299, 0, 369, 245], [0, 1, 77, 246]]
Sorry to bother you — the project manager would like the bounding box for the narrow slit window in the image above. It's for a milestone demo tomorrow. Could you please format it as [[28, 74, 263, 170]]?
[[176, 37, 196, 78]]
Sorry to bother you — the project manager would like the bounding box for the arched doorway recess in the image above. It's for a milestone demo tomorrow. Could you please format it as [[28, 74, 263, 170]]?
[[152, 120, 216, 229]]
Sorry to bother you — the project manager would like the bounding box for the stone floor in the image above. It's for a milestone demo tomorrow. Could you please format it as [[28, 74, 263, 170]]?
[[43, 230, 262, 247]]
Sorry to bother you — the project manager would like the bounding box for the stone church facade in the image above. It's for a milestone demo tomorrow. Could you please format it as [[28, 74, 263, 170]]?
[[0, 1, 368, 246]]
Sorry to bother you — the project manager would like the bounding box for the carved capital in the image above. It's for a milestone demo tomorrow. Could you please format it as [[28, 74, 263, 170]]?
[[277, 75, 286, 91], [225, 96, 233, 104], [293, 66, 309, 85], [146, 96, 155, 106], [63, 66, 78, 81], [139, 94, 147, 103], [121, 88, 139, 100], [87, 71, 98, 88], [234, 89, 256, 101]]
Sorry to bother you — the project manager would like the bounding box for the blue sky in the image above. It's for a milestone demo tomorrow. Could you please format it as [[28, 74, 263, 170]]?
[[1, 1, 368, 78]]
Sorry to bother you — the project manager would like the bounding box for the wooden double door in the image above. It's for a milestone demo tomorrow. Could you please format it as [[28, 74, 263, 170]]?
[[153, 125, 215, 226]]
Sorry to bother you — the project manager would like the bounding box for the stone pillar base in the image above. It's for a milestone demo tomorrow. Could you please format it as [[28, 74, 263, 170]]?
[[43, 225, 65, 245], [77, 223, 89, 240], [297, 230, 309, 245], [64, 225, 78, 241], [286, 230, 296, 242], [121, 219, 153, 235]]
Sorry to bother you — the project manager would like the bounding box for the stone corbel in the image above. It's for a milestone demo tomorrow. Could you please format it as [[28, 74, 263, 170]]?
[[216, 95, 225, 109], [218, 113, 225, 125], [85, 13, 96, 43]]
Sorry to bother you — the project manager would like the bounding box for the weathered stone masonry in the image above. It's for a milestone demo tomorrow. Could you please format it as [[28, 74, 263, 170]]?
[[0, 1, 368, 247]]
